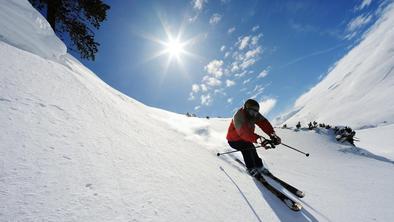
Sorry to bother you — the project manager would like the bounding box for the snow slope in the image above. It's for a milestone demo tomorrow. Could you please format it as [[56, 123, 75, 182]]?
[[1, 1, 394, 222], [279, 2, 394, 129]]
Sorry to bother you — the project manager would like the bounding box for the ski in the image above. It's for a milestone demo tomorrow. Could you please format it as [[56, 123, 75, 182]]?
[[234, 158, 305, 198], [231, 158, 302, 211], [263, 170, 305, 198], [254, 174, 302, 211]]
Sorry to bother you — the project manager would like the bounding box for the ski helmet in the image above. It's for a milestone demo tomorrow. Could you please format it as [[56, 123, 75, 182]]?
[[243, 99, 259, 111]]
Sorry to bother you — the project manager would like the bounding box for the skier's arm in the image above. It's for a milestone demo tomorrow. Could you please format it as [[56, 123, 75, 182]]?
[[255, 114, 275, 136], [255, 114, 282, 145]]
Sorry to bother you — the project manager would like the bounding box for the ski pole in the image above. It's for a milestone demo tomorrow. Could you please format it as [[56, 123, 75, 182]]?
[[280, 143, 310, 157], [216, 145, 264, 156]]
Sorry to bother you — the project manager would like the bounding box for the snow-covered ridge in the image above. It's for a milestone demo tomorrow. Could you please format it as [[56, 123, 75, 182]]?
[[0, 0, 66, 59], [279, 2, 394, 129]]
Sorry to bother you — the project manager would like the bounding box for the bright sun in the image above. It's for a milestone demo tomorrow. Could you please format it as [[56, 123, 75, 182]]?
[[166, 39, 184, 57], [142, 19, 203, 74], [162, 36, 189, 62]]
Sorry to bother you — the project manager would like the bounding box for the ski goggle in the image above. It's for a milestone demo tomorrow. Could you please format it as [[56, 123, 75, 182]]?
[[246, 108, 259, 118]]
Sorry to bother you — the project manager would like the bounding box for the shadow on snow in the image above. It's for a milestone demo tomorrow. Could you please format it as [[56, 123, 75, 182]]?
[[220, 166, 322, 222], [253, 180, 320, 222], [338, 146, 394, 165]]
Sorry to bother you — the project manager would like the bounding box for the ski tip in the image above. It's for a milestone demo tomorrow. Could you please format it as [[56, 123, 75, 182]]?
[[296, 190, 305, 198], [285, 199, 302, 211], [292, 202, 302, 211]]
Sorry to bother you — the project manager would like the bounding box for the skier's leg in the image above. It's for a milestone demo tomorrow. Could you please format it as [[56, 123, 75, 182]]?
[[228, 141, 261, 169], [240, 148, 257, 169], [240, 144, 265, 176], [248, 148, 263, 168]]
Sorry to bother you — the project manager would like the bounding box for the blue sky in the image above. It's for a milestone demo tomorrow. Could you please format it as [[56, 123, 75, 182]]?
[[75, 0, 381, 119]]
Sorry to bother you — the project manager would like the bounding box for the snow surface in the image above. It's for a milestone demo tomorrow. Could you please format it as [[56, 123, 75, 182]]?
[[277, 2, 394, 130], [355, 124, 394, 160], [1, 1, 394, 222]]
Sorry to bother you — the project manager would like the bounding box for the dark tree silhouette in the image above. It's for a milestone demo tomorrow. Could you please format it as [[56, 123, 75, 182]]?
[[29, 0, 110, 60], [296, 121, 301, 129]]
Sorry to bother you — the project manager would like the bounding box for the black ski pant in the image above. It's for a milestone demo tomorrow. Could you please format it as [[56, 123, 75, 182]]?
[[228, 141, 263, 169]]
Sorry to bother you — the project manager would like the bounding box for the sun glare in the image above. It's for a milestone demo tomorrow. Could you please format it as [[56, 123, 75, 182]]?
[[140, 16, 205, 77], [165, 39, 184, 58]]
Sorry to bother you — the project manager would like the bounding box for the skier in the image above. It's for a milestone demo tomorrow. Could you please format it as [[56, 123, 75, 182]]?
[[226, 99, 281, 177]]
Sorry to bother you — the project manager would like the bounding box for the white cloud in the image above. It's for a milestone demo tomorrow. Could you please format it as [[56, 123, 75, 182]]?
[[226, 79, 235, 87], [252, 25, 260, 32], [251, 84, 265, 98], [224, 68, 230, 76], [200, 84, 208, 92], [251, 33, 263, 46], [230, 62, 240, 72], [233, 53, 244, 61], [238, 36, 251, 50], [189, 0, 207, 23], [189, 28, 266, 105], [227, 98, 233, 103], [228, 27, 236, 34], [257, 69, 269, 78], [188, 14, 200, 23], [189, 16, 197, 23], [235, 33, 262, 52], [245, 46, 262, 59], [355, 0, 372, 11], [192, 84, 200, 93], [192, 0, 207, 10], [345, 14, 373, 39], [347, 14, 373, 32], [259, 98, 277, 115], [194, 105, 201, 110], [234, 70, 247, 78], [214, 88, 226, 96], [203, 76, 222, 86], [232, 51, 239, 59], [201, 94, 213, 106], [205, 60, 224, 78], [240, 58, 256, 70], [226, 33, 264, 73], [188, 92, 195, 100], [345, 32, 357, 40], [243, 78, 252, 84], [209, 13, 222, 25]]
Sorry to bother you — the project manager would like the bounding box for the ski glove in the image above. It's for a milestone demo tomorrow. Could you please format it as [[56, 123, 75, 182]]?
[[257, 137, 275, 149], [270, 133, 281, 145]]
